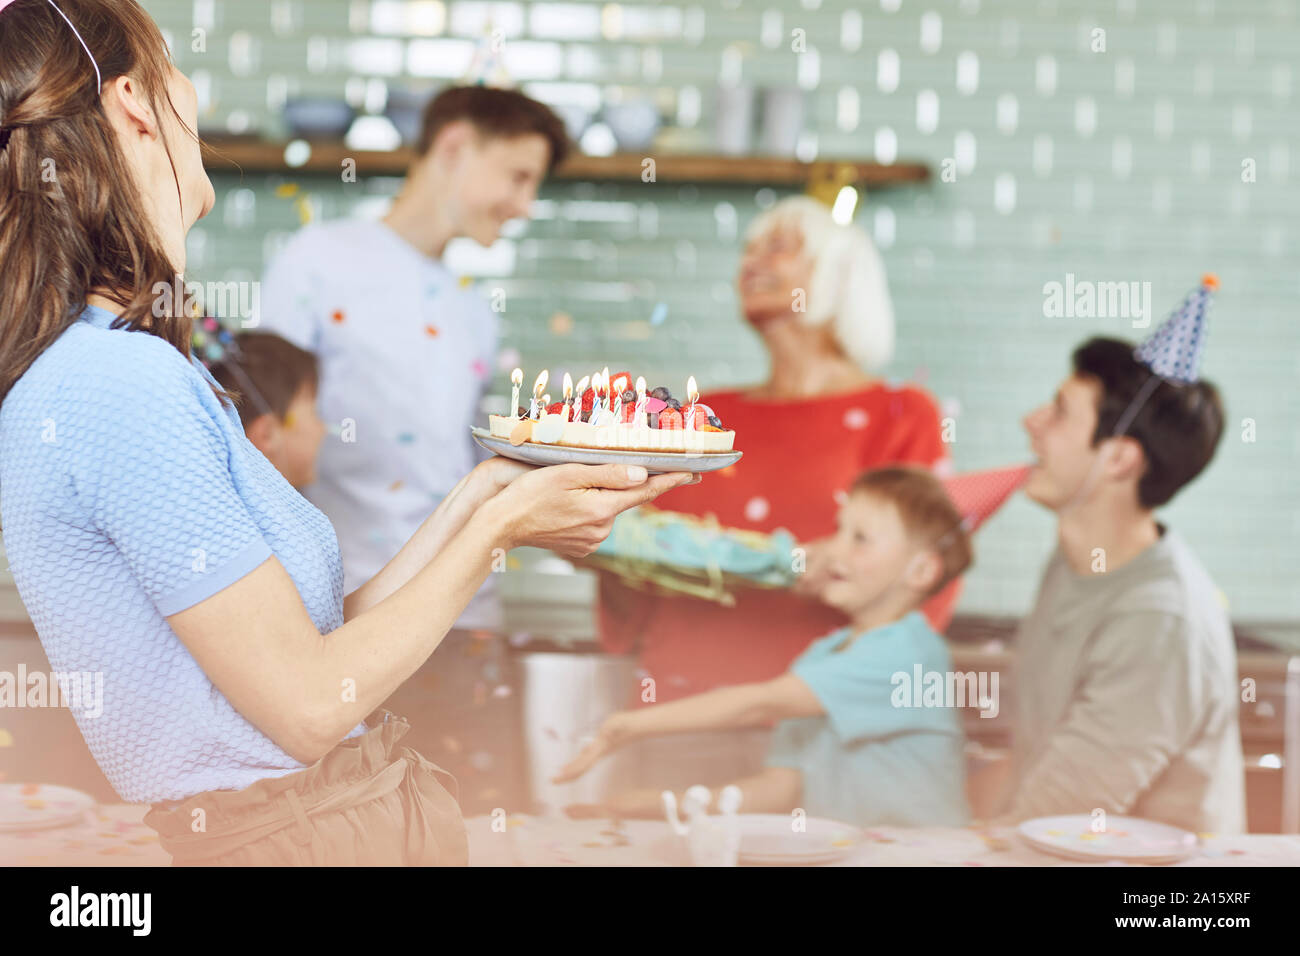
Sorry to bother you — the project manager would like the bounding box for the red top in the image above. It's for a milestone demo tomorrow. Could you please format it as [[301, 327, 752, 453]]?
[[596, 381, 958, 704]]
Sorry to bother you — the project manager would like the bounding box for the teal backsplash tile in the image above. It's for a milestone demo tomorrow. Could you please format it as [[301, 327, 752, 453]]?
[[139, 0, 1299, 619]]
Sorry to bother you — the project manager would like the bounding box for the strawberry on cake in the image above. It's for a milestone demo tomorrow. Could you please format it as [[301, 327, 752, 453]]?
[[488, 369, 736, 454]]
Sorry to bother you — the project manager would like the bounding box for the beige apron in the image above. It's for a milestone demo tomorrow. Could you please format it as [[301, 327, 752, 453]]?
[[142, 712, 468, 866]]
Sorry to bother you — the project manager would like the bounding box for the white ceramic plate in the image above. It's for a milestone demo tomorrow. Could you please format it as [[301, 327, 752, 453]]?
[[733, 814, 863, 866], [0, 783, 96, 832], [471, 427, 743, 475], [1017, 814, 1199, 864]]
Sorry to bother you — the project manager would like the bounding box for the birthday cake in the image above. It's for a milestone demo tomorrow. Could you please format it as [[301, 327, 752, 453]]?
[[488, 369, 736, 454]]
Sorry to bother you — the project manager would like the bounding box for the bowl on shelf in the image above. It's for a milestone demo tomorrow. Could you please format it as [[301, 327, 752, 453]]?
[[384, 87, 432, 146], [282, 97, 357, 139], [600, 100, 660, 152]]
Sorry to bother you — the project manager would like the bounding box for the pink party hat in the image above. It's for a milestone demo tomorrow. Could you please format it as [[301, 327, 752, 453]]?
[[941, 464, 1032, 534]]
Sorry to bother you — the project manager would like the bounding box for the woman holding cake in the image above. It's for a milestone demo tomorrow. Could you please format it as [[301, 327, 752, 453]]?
[[595, 195, 956, 793], [0, 0, 696, 865]]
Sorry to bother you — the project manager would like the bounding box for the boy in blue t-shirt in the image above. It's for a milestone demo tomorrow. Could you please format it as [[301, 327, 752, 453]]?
[[555, 466, 974, 827]]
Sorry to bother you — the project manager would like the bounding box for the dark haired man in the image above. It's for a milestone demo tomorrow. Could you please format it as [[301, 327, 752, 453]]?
[[996, 277, 1245, 833], [257, 86, 568, 808]]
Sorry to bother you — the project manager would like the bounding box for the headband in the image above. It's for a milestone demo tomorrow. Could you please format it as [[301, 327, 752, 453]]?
[[0, 0, 103, 150]]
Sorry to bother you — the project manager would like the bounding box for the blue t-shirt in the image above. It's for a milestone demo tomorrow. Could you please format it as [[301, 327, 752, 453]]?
[[0, 304, 366, 803], [765, 611, 970, 827]]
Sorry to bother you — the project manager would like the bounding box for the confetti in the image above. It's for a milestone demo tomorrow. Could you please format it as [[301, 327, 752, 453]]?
[[842, 407, 870, 429], [424, 324, 440, 337], [649, 302, 668, 326], [396, 432, 416, 444], [470, 358, 487, 379], [388, 480, 404, 492], [496, 347, 522, 372], [274, 183, 299, 198], [458, 275, 473, 288], [0, 728, 13, 747], [331, 309, 345, 324], [20, 784, 39, 796]]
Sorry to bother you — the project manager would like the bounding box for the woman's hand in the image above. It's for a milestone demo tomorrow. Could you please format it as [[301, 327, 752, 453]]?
[[471, 455, 539, 496], [790, 533, 836, 602], [552, 712, 635, 784], [487, 463, 698, 558]]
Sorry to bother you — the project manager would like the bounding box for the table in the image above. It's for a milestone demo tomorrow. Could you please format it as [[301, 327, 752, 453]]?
[[0, 803, 169, 866], [463, 814, 1300, 867], [4, 806, 1298, 866]]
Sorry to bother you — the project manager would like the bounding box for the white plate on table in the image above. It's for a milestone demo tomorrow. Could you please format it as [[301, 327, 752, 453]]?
[[1017, 815, 1199, 864], [0, 783, 96, 832], [472, 427, 743, 475], [733, 814, 863, 866]]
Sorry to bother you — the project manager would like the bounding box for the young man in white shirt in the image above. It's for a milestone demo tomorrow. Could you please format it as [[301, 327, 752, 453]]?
[[258, 86, 568, 811]]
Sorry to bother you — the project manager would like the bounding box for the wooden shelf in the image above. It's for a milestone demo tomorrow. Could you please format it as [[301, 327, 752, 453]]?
[[200, 139, 930, 188]]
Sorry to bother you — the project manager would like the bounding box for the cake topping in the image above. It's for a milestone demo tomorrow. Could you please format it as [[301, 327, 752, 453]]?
[[503, 367, 730, 433]]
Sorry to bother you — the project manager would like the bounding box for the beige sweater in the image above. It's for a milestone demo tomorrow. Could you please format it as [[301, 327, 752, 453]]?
[[998, 527, 1246, 834]]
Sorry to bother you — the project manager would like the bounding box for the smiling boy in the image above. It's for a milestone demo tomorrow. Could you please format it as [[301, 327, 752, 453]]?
[[998, 278, 1245, 833], [554, 466, 974, 827]]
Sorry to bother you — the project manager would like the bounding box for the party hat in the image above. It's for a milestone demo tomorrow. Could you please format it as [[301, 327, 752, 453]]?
[[190, 314, 239, 370], [941, 464, 1032, 534], [1133, 274, 1217, 385], [461, 26, 513, 88], [190, 316, 274, 417]]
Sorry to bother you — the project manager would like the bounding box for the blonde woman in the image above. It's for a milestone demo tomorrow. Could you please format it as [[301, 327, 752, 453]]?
[[595, 196, 957, 796]]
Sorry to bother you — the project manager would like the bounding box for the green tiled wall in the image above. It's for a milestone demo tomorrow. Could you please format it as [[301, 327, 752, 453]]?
[[148, 0, 1299, 621]]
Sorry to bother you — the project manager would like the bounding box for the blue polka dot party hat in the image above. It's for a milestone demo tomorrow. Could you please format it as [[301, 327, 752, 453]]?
[[1133, 274, 1217, 384]]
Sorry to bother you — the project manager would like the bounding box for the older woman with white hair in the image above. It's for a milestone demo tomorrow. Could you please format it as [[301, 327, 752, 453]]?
[[591, 195, 959, 805]]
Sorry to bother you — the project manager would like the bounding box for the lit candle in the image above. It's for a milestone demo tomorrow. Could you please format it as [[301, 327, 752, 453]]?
[[562, 372, 573, 422], [574, 374, 590, 421], [601, 366, 610, 414], [594, 371, 606, 416], [510, 367, 523, 417], [530, 369, 548, 420], [634, 376, 647, 427], [685, 375, 698, 430]]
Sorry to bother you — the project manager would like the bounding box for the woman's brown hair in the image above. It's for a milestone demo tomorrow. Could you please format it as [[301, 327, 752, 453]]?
[[0, 0, 219, 405]]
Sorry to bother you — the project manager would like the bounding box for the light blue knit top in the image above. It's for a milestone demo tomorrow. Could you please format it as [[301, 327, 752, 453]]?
[[0, 305, 366, 803]]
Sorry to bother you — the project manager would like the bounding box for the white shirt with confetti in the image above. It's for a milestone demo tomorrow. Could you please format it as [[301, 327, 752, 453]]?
[[259, 218, 501, 630]]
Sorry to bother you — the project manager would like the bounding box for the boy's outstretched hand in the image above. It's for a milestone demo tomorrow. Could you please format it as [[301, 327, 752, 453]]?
[[551, 712, 633, 783], [564, 788, 667, 821]]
